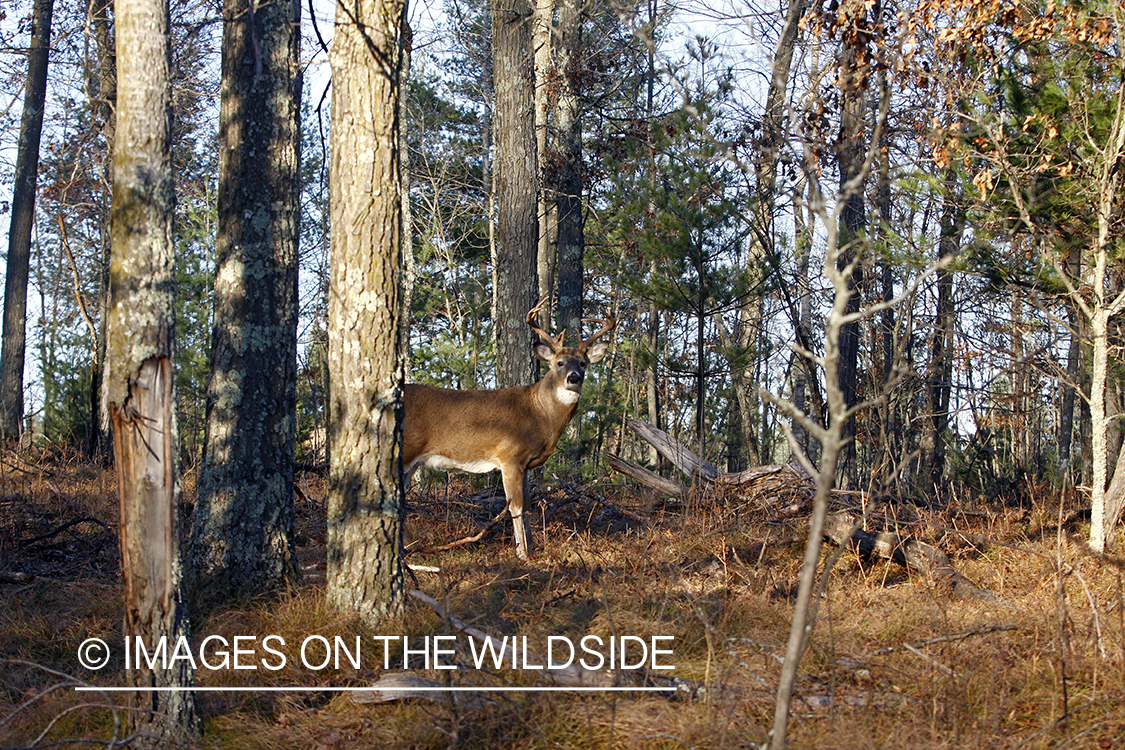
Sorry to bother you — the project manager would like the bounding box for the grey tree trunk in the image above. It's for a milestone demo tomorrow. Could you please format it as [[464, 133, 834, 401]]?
[[326, 0, 408, 626], [190, 0, 303, 602], [492, 0, 539, 388], [0, 0, 53, 440], [104, 0, 197, 741]]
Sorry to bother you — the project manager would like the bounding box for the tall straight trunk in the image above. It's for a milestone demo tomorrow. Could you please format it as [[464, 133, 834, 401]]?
[[191, 0, 303, 602], [834, 0, 870, 488], [0, 0, 53, 440], [89, 0, 115, 458], [105, 0, 196, 741], [400, 23, 415, 378], [792, 180, 813, 458], [533, 0, 555, 311], [553, 0, 583, 337], [729, 0, 809, 467], [645, 300, 661, 465], [1059, 250, 1081, 471], [492, 0, 539, 388], [923, 168, 963, 490], [326, 0, 407, 624], [1088, 84, 1125, 553]]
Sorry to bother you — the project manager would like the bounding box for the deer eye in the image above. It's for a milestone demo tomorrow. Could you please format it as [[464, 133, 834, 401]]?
[[556, 361, 564, 368]]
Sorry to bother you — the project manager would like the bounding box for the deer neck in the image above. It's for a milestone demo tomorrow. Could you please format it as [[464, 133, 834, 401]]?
[[532, 378, 580, 421]]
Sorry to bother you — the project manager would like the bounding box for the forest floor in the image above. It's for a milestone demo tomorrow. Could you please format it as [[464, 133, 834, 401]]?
[[1, 448, 1124, 749]]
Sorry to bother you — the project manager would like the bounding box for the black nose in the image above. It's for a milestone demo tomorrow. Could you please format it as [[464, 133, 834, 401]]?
[[567, 371, 582, 385]]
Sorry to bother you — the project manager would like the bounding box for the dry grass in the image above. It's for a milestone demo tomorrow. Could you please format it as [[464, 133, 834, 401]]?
[[2, 450, 1124, 749]]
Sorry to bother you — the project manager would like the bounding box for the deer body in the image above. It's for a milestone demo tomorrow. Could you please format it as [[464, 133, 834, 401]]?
[[403, 299, 613, 559]]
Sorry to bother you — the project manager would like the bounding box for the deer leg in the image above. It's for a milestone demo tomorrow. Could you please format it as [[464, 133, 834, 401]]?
[[501, 465, 534, 560]]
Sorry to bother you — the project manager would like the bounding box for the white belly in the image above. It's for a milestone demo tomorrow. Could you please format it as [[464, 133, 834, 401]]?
[[415, 454, 498, 474]]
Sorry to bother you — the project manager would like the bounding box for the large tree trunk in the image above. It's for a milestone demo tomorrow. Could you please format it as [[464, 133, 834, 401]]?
[[0, 0, 53, 440], [326, 0, 407, 625], [190, 0, 302, 602], [553, 0, 584, 338], [492, 0, 539, 388], [104, 0, 197, 741]]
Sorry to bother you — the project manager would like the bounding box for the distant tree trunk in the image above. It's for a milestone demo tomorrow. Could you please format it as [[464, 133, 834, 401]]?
[[792, 179, 813, 458], [553, 0, 584, 338], [492, 0, 539, 387], [922, 168, 963, 490], [533, 0, 555, 312], [642, 0, 660, 467], [400, 22, 415, 379], [1059, 249, 1081, 472], [89, 0, 115, 458], [645, 301, 661, 466], [326, 0, 407, 625], [0, 0, 53, 440], [190, 0, 302, 602], [105, 0, 197, 742], [835, 0, 870, 488], [725, 0, 808, 468]]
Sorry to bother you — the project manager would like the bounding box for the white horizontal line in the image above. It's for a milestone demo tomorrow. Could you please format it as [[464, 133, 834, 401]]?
[[75, 685, 677, 693]]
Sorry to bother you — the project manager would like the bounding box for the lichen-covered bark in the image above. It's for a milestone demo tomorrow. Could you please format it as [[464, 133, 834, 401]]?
[[190, 0, 302, 602], [492, 0, 539, 388], [326, 0, 407, 626], [105, 0, 196, 742]]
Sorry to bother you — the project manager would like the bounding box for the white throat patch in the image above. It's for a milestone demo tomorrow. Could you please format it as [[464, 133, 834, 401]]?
[[556, 386, 581, 405]]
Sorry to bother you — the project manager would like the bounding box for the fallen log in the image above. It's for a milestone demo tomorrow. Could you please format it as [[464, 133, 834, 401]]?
[[611, 419, 991, 599], [822, 513, 992, 600]]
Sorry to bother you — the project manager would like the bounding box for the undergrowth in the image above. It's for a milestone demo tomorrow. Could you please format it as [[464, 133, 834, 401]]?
[[1, 449, 1124, 749]]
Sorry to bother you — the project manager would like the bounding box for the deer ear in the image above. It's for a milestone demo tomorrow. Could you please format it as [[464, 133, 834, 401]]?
[[534, 343, 555, 362], [586, 342, 609, 363]]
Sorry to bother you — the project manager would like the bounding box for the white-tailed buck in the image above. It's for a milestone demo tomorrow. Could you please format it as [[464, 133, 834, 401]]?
[[403, 297, 615, 559]]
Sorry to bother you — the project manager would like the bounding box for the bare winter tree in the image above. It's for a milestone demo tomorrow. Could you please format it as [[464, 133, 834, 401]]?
[[103, 0, 197, 742], [325, 0, 409, 625]]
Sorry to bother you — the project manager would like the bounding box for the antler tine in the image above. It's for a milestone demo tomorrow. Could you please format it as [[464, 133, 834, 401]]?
[[579, 314, 616, 353], [526, 295, 565, 351]]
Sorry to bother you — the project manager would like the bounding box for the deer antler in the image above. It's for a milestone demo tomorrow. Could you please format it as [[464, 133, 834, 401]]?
[[526, 295, 565, 353], [578, 313, 616, 354]]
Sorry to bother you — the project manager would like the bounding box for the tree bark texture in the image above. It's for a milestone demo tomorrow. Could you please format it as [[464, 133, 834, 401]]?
[[0, 0, 53, 439], [834, 0, 870, 489], [106, 0, 197, 741], [326, 0, 407, 626], [491, 0, 539, 388], [533, 0, 555, 312], [552, 0, 584, 339], [191, 0, 303, 601]]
